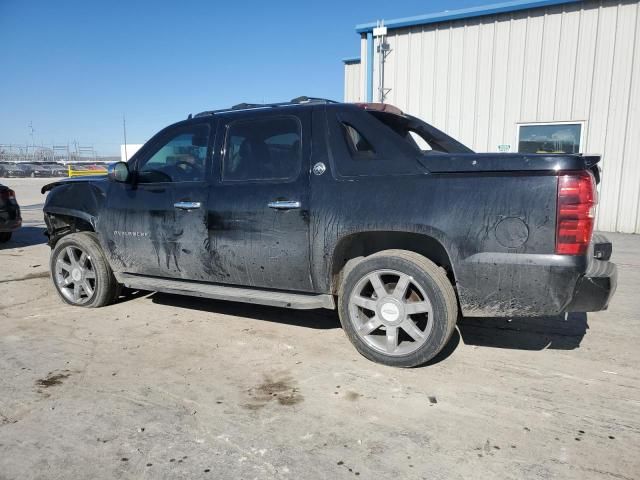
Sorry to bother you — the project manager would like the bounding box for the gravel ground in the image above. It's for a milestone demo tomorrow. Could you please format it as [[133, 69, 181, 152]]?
[[1, 177, 639, 480]]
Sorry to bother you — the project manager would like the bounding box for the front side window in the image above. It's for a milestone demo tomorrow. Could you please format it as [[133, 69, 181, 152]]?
[[518, 123, 582, 154], [138, 125, 210, 183], [223, 116, 301, 181]]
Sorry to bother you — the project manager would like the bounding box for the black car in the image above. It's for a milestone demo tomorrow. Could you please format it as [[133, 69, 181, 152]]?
[[0, 183, 21, 242], [22, 163, 42, 177], [32, 163, 67, 177], [41, 97, 617, 367], [0, 163, 30, 178]]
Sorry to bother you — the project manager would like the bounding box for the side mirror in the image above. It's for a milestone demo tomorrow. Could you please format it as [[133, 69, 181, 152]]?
[[108, 162, 130, 182]]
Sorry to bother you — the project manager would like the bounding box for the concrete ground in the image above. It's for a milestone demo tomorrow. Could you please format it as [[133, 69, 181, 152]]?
[[1, 177, 638, 480]]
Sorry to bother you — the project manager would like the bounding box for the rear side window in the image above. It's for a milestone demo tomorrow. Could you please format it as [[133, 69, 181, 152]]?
[[368, 111, 473, 154], [341, 123, 375, 157], [223, 116, 301, 182], [407, 130, 432, 152], [328, 108, 423, 177]]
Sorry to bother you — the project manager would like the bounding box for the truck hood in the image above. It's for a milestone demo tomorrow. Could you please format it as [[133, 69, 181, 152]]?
[[421, 153, 601, 178], [41, 175, 108, 194]]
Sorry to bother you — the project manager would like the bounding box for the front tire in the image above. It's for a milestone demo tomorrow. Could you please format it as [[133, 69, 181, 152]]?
[[0, 232, 12, 243], [338, 250, 458, 367], [50, 232, 118, 307]]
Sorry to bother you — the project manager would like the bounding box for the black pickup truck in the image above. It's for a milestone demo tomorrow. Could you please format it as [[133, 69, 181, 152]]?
[[42, 97, 617, 367]]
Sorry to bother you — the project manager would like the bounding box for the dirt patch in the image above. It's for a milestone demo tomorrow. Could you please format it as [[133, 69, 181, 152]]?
[[244, 373, 303, 409], [345, 391, 361, 401], [36, 370, 71, 388]]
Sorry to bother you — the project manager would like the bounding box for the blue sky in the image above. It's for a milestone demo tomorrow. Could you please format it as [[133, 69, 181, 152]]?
[[1, 0, 488, 155]]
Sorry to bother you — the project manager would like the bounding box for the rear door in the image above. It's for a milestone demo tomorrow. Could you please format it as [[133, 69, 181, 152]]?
[[205, 109, 313, 292]]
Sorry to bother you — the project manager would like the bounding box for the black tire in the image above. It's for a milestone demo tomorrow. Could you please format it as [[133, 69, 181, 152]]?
[[0, 232, 12, 243], [50, 232, 119, 308], [338, 249, 458, 367]]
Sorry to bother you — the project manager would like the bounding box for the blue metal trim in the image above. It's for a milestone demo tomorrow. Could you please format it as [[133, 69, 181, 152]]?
[[366, 32, 374, 102], [355, 0, 581, 33], [342, 56, 361, 64]]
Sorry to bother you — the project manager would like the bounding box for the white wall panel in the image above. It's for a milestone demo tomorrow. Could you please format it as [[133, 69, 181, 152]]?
[[488, 18, 511, 150], [474, 21, 495, 151], [588, 4, 619, 231], [433, 27, 451, 129], [419, 28, 438, 120], [343, 62, 361, 102], [503, 14, 528, 148], [538, 11, 563, 120], [554, 3, 581, 119], [459, 24, 480, 147], [447, 21, 465, 139], [520, 12, 545, 121], [601, 1, 638, 232], [407, 28, 423, 115]]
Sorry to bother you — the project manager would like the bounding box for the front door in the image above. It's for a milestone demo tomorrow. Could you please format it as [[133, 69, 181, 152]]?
[[205, 111, 313, 292], [99, 120, 214, 281]]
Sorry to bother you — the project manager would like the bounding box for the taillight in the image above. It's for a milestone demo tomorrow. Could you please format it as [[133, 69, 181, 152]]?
[[556, 171, 597, 255], [0, 189, 15, 201]]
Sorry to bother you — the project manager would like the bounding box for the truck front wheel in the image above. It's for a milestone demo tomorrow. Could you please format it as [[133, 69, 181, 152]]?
[[50, 232, 119, 308], [338, 250, 458, 367]]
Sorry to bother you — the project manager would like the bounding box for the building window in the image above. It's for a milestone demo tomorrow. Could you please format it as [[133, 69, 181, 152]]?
[[517, 122, 583, 154]]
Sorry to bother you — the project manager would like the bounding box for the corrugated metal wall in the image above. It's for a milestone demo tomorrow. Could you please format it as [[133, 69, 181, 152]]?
[[348, 0, 640, 233], [343, 62, 362, 103]]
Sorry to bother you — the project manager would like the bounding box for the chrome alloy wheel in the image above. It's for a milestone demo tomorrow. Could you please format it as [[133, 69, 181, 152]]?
[[54, 246, 96, 305], [348, 269, 434, 356]]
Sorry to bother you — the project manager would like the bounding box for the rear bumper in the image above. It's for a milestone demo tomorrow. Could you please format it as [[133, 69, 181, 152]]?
[[457, 235, 617, 317], [0, 205, 22, 232], [565, 258, 617, 312], [0, 218, 22, 232]]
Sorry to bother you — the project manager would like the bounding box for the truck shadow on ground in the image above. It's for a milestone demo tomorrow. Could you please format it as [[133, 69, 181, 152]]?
[[148, 292, 588, 363], [148, 292, 342, 330], [0, 226, 47, 249]]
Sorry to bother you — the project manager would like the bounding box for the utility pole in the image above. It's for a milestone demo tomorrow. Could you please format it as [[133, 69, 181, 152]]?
[[28, 121, 35, 146], [123, 114, 128, 161]]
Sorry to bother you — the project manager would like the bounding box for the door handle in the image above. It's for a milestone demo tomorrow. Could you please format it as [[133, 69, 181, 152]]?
[[174, 201, 202, 210], [268, 200, 301, 210]]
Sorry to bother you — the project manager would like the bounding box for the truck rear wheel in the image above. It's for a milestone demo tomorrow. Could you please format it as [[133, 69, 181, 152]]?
[[338, 250, 458, 367], [50, 232, 118, 308]]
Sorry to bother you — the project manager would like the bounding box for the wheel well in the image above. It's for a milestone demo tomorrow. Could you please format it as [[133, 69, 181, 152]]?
[[44, 213, 94, 247], [330, 231, 455, 294]]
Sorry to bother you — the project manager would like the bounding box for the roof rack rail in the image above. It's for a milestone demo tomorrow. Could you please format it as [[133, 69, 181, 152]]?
[[231, 102, 264, 110], [290, 96, 337, 104], [193, 96, 338, 118]]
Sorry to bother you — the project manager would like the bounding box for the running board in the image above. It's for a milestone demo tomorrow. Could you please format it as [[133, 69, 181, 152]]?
[[115, 273, 335, 310]]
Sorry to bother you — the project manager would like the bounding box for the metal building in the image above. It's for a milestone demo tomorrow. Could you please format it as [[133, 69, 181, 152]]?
[[343, 0, 640, 233]]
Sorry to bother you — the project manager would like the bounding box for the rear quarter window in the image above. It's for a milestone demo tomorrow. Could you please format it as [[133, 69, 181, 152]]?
[[327, 108, 421, 178]]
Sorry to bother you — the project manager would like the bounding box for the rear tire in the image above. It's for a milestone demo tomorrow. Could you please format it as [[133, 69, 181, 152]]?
[[338, 250, 458, 367], [0, 232, 12, 243], [50, 232, 118, 308]]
